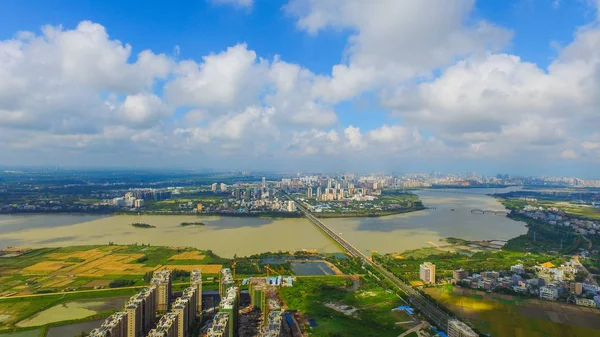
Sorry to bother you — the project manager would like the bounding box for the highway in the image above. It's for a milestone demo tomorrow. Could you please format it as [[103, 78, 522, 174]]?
[[291, 198, 451, 331]]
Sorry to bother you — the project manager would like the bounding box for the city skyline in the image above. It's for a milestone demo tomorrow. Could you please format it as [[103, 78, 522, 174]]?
[[1, 1, 600, 176]]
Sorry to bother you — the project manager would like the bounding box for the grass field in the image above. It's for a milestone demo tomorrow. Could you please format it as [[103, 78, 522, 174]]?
[[279, 276, 410, 337], [426, 285, 600, 337]]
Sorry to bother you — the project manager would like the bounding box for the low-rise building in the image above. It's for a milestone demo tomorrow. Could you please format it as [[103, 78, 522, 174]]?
[[447, 319, 478, 337], [539, 285, 559, 301], [575, 298, 597, 308]]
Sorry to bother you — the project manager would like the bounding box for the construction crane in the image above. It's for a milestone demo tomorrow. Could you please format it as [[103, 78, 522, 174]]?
[[264, 264, 279, 277]]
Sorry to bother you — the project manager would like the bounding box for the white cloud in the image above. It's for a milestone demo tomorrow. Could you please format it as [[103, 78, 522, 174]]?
[[285, 0, 511, 102], [166, 44, 267, 109]]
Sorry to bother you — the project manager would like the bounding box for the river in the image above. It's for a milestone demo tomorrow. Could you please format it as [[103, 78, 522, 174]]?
[[0, 188, 527, 257]]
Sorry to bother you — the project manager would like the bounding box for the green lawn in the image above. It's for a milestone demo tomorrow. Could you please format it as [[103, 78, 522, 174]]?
[[279, 276, 407, 337]]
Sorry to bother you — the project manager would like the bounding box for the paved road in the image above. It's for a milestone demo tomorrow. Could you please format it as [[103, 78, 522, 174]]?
[[291, 197, 451, 331], [398, 322, 425, 337]]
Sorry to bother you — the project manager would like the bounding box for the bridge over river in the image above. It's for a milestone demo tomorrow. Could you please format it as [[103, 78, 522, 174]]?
[[470, 209, 509, 215], [289, 196, 453, 331]]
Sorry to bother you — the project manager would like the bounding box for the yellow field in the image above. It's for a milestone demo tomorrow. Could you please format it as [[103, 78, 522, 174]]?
[[23, 261, 71, 272], [160, 264, 222, 273], [168, 251, 206, 260], [24, 249, 155, 277]]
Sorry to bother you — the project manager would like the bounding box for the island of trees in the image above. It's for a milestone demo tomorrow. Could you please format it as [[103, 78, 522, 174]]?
[[131, 223, 156, 228], [180, 222, 206, 226]]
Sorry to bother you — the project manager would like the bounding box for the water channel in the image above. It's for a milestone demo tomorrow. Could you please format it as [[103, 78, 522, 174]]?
[[0, 188, 527, 257]]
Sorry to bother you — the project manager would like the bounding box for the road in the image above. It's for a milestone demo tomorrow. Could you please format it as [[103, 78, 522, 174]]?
[[291, 197, 451, 331]]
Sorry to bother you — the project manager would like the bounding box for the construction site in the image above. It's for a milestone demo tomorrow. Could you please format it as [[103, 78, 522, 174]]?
[[203, 267, 300, 337]]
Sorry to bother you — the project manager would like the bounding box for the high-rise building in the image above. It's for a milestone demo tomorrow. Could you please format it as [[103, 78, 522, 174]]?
[[336, 183, 341, 190], [134, 199, 144, 208], [207, 312, 230, 337], [125, 287, 157, 337], [287, 200, 295, 212], [262, 177, 266, 189], [307, 187, 313, 198], [327, 179, 332, 189], [219, 268, 234, 298], [220, 183, 228, 192], [197, 203, 203, 213], [219, 287, 239, 337], [234, 188, 241, 200], [191, 270, 202, 314], [172, 287, 197, 337], [419, 262, 436, 285], [453, 269, 467, 281], [89, 312, 128, 337], [316, 187, 322, 200], [337, 190, 344, 200], [211, 183, 218, 192], [147, 312, 179, 337], [447, 319, 478, 337], [151, 270, 172, 311]]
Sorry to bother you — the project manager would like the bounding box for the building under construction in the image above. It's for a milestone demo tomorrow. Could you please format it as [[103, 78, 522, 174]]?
[[89, 312, 128, 337], [263, 311, 284, 337], [219, 268, 235, 298], [207, 312, 230, 337], [219, 286, 239, 337]]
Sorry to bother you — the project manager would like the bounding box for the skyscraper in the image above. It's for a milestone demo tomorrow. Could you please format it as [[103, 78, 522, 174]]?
[[211, 183, 217, 192], [307, 187, 313, 198], [327, 179, 332, 189], [316, 187, 322, 200], [419, 262, 436, 284], [262, 177, 266, 189], [190, 270, 202, 314], [220, 183, 228, 192], [151, 270, 172, 311]]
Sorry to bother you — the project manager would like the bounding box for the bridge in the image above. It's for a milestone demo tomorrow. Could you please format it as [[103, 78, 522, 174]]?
[[290, 197, 451, 331], [471, 209, 509, 215]]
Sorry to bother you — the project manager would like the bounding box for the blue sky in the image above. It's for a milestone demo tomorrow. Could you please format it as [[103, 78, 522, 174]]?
[[0, 0, 600, 176]]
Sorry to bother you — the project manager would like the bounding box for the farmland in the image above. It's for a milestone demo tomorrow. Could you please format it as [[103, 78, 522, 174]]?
[[425, 285, 600, 337], [0, 245, 224, 297], [0, 244, 228, 334]]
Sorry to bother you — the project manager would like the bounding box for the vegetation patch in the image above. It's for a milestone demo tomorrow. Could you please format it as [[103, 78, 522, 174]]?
[[131, 223, 155, 229], [180, 222, 205, 226]]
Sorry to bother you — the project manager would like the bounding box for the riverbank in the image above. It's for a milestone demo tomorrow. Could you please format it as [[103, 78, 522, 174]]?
[[313, 206, 427, 218]]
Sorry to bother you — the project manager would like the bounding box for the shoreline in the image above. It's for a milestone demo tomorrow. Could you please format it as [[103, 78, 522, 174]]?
[[0, 207, 426, 219]]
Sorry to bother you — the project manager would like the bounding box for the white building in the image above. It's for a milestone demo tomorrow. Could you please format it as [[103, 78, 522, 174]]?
[[447, 319, 478, 337], [575, 298, 597, 308], [419, 262, 436, 285], [539, 285, 559, 301]]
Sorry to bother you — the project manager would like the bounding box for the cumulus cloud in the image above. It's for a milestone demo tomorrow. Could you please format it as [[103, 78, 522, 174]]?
[[285, 0, 512, 102]]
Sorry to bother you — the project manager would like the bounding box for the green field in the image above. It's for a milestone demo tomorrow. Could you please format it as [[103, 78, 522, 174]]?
[[426, 285, 600, 337], [279, 276, 410, 337]]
